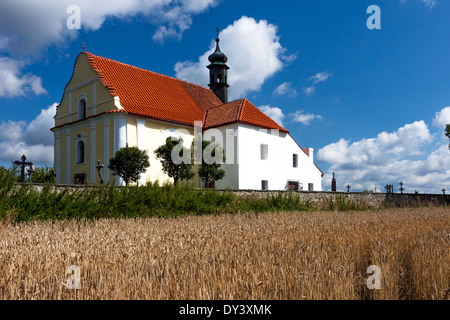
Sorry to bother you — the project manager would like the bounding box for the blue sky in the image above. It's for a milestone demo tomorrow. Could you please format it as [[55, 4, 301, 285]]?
[[0, 0, 449, 193]]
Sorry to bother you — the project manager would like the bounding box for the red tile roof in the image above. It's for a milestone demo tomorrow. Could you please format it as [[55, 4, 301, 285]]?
[[82, 52, 289, 132], [204, 98, 289, 133]]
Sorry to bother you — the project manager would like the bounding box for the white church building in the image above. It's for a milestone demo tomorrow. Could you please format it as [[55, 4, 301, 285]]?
[[51, 37, 323, 191]]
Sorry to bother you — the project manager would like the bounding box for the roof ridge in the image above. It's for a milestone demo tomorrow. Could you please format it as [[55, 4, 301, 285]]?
[[85, 52, 118, 96], [237, 98, 246, 120], [86, 52, 211, 91], [206, 98, 245, 112]]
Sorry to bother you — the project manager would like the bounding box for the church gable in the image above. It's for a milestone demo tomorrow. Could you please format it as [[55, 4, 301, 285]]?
[[54, 53, 119, 128]]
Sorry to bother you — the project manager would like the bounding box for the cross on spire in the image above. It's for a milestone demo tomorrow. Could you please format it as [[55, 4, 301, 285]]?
[[216, 27, 220, 39], [82, 42, 86, 52]]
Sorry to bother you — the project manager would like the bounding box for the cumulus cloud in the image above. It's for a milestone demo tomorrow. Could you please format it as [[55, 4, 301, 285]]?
[[289, 111, 323, 125], [174, 16, 287, 100], [433, 106, 450, 128], [0, 103, 56, 165], [273, 82, 297, 97], [304, 71, 332, 96], [259, 105, 285, 127], [0, 57, 46, 97], [0, 0, 219, 54], [316, 115, 450, 193], [318, 121, 431, 166]]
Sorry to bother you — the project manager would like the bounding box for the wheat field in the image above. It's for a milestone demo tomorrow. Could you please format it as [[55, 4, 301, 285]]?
[[0, 207, 448, 300]]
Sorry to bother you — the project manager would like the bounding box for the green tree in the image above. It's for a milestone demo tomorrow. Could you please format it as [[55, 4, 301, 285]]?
[[446, 124, 450, 149], [154, 137, 194, 184], [108, 144, 150, 186], [29, 166, 55, 183], [196, 140, 226, 189]]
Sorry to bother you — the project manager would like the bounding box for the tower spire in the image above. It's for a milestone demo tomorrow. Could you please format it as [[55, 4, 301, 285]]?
[[207, 30, 229, 104]]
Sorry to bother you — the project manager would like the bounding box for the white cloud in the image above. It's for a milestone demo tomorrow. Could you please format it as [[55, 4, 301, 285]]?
[[174, 16, 287, 100], [304, 70, 332, 96], [433, 106, 450, 128], [0, 0, 219, 54], [282, 53, 298, 63], [400, 0, 438, 8], [304, 86, 316, 96], [421, 0, 437, 8], [0, 103, 56, 165], [318, 121, 432, 166], [289, 111, 323, 125], [0, 57, 46, 97], [316, 117, 450, 193], [309, 71, 332, 84], [259, 105, 285, 127], [274, 82, 297, 97]]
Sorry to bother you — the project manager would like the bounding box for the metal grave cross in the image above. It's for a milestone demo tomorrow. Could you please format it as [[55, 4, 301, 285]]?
[[96, 160, 104, 184], [331, 172, 337, 192], [27, 165, 35, 181], [399, 181, 405, 194], [13, 155, 33, 182]]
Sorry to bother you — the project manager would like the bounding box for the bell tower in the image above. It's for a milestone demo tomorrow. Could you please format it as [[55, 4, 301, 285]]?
[[207, 31, 229, 104]]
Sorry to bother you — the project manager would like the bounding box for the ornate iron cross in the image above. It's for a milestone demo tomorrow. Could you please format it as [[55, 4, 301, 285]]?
[[13, 155, 33, 182], [96, 160, 104, 184]]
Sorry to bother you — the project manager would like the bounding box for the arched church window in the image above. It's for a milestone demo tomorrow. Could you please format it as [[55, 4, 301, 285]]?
[[74, 133, 87, 165], [78, 99, 87, 120]]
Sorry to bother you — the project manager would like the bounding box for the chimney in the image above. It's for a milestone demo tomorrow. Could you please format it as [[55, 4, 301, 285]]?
[[304, 148, 314, 162]]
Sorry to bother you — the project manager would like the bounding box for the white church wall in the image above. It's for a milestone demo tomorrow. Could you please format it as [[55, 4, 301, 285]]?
[[129, 117, 196, 186], [236, 124, 322, 191], [203, 123, 240, 190]]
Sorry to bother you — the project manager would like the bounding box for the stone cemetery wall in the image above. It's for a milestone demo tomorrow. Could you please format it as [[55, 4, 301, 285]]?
[[17, 183, 450, 209]]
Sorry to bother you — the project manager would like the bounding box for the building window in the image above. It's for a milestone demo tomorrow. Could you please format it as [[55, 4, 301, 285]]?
[[308, 183, 314, 191], [293, 154, 298, 168], [288, 181, 299, 191], [260, 144, 268, 160], [74, 133, 87, 164], [78, 98, 87, 120], [74, 173, 87, 185], [77, 141, 85, 164], [262, 180, 268, 191]]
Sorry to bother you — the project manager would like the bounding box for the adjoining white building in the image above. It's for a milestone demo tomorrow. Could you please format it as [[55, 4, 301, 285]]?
[[52, 37, 323, 191]]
